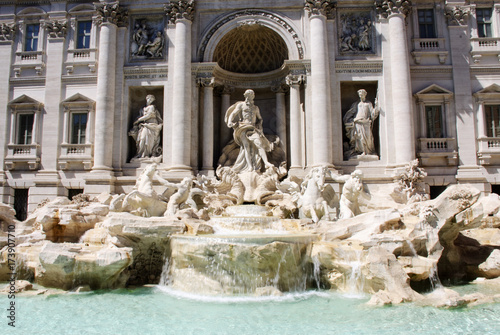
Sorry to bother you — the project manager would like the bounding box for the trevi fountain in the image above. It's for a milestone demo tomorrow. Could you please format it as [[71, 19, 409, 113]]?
[[1, 89, 499, 334]]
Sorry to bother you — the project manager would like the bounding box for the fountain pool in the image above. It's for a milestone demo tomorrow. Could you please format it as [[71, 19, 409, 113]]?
[[1, 285, 499, 334]]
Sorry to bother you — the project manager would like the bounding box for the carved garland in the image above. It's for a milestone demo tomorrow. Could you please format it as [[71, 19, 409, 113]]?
[[374, 0, 412, 18], [0, 22, 16, 41], [94, 1, 128, 27], [43, 20, 68, 39], [164, 0, 195, 24], [199, 10, 305, 61]]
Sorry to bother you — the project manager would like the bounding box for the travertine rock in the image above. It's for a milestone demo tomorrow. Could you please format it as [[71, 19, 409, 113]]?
[[478, 249, 500, 279]]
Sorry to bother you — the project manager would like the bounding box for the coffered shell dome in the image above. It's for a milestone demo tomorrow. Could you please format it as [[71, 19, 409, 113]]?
[[213, 24, 288, 74]]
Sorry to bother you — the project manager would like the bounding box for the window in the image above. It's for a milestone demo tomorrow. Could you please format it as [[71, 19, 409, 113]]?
[[477, 8, 493, 38], [77, 21, 92, 49], [71, 113, 87, 144], [425, 106, 444, 138], [418, 9, 436, 39], [485, 105, 500, 137], [17, 114, 34, 144], [25, 24, 39, 52]]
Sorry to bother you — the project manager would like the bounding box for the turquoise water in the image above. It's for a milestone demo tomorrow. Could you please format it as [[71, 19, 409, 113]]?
[[1, 286, 499, 335]]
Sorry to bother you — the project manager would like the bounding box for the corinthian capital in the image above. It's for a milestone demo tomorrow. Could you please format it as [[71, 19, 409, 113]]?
[[445, 6, 470, 26], [286, 74, 305, 86], [375, 0, 412, 18], [304, 0, 336, 18], [43, 20, 68, 39], [165, 0, 195, 24], [94, 1, 128, 26], [0, 22, 16, 41]]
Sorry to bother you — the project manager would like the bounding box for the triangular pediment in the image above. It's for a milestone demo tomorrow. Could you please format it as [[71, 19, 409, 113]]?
[[8, 95, 43, 110], [62, 93, 94, 104], [475, 84, 500, 95], [61, 93, 95, 109], [415, 84, 453, 96]]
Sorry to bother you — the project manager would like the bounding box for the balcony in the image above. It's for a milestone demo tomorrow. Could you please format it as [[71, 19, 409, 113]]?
[[13, 51, 45, 76], [65, 48, 97, 74], [411, 38, 448, 64], [470, 37, 500, 63], [417, 138, 458, 166], [58, 143, 93, 170], [5, 144, 40, 170], [477, 137, 500, 165]]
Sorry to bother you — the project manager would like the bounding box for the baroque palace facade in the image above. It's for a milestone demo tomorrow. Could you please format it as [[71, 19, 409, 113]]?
[[1, 0, 500, 218]]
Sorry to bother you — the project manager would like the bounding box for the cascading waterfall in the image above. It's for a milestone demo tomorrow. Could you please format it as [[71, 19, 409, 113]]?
[[161, 205, 319, 295], [344, 249, 364, 297]]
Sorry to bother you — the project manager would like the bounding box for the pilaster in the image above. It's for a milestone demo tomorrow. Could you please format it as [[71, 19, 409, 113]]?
[[0, 22, 15, 202], [445, 5, 485, 184]]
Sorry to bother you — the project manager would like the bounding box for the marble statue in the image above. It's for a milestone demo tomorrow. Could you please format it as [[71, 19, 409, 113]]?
[[338, 170, 364, 220], [129, 94, 163, 158], [163, 177, 194, 217], [343, 89, 380, 158], [120, 163, 168, 217], [225, 89, 276, 173], [297, 166, 335, 223]]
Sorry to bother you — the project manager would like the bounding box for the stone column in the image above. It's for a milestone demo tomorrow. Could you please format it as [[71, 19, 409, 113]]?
[[272, 83, 288, 158], [92, 2, 126, 172], [445, 6, 485, 186], [376, 0, 415, 165], [165, 0, 195, 173], [199, 77, 215, 175], [86, 2, 127, 194], [0, 22, 15, 203], [220, 85, 234, 148], [286, 75, 304, 169], [304, 0, 335, 167]]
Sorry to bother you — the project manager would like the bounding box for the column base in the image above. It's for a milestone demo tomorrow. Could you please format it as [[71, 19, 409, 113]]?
[[84, 170, 116, 195], [456, 165, 488, 192], [30, 170, 65, 212], [199, 168, 215, 177]]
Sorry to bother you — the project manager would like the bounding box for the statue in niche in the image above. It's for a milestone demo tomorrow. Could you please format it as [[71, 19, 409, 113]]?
[[129, 94, 163, 159], [343, 89, 380, 159], [224, 89, 277, 173], [339, 12, 373, 53]]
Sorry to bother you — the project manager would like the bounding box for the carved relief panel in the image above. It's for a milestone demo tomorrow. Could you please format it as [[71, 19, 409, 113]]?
[[338, 10, 375, 55], [130, 17, 165, 61]]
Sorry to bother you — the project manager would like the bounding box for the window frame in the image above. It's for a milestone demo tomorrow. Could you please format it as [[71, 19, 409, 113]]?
[[476, 7, 493, 38], [70, 112, 88, 145], [76, 20, 92, 49], [16, 113, 35, 145], [425, 105, 445, 138], [24, 23, 40, 52], [418, 8, 437, 39]]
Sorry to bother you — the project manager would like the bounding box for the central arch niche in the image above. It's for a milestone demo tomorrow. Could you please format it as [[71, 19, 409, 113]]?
[[213, 24, 288, 74]]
